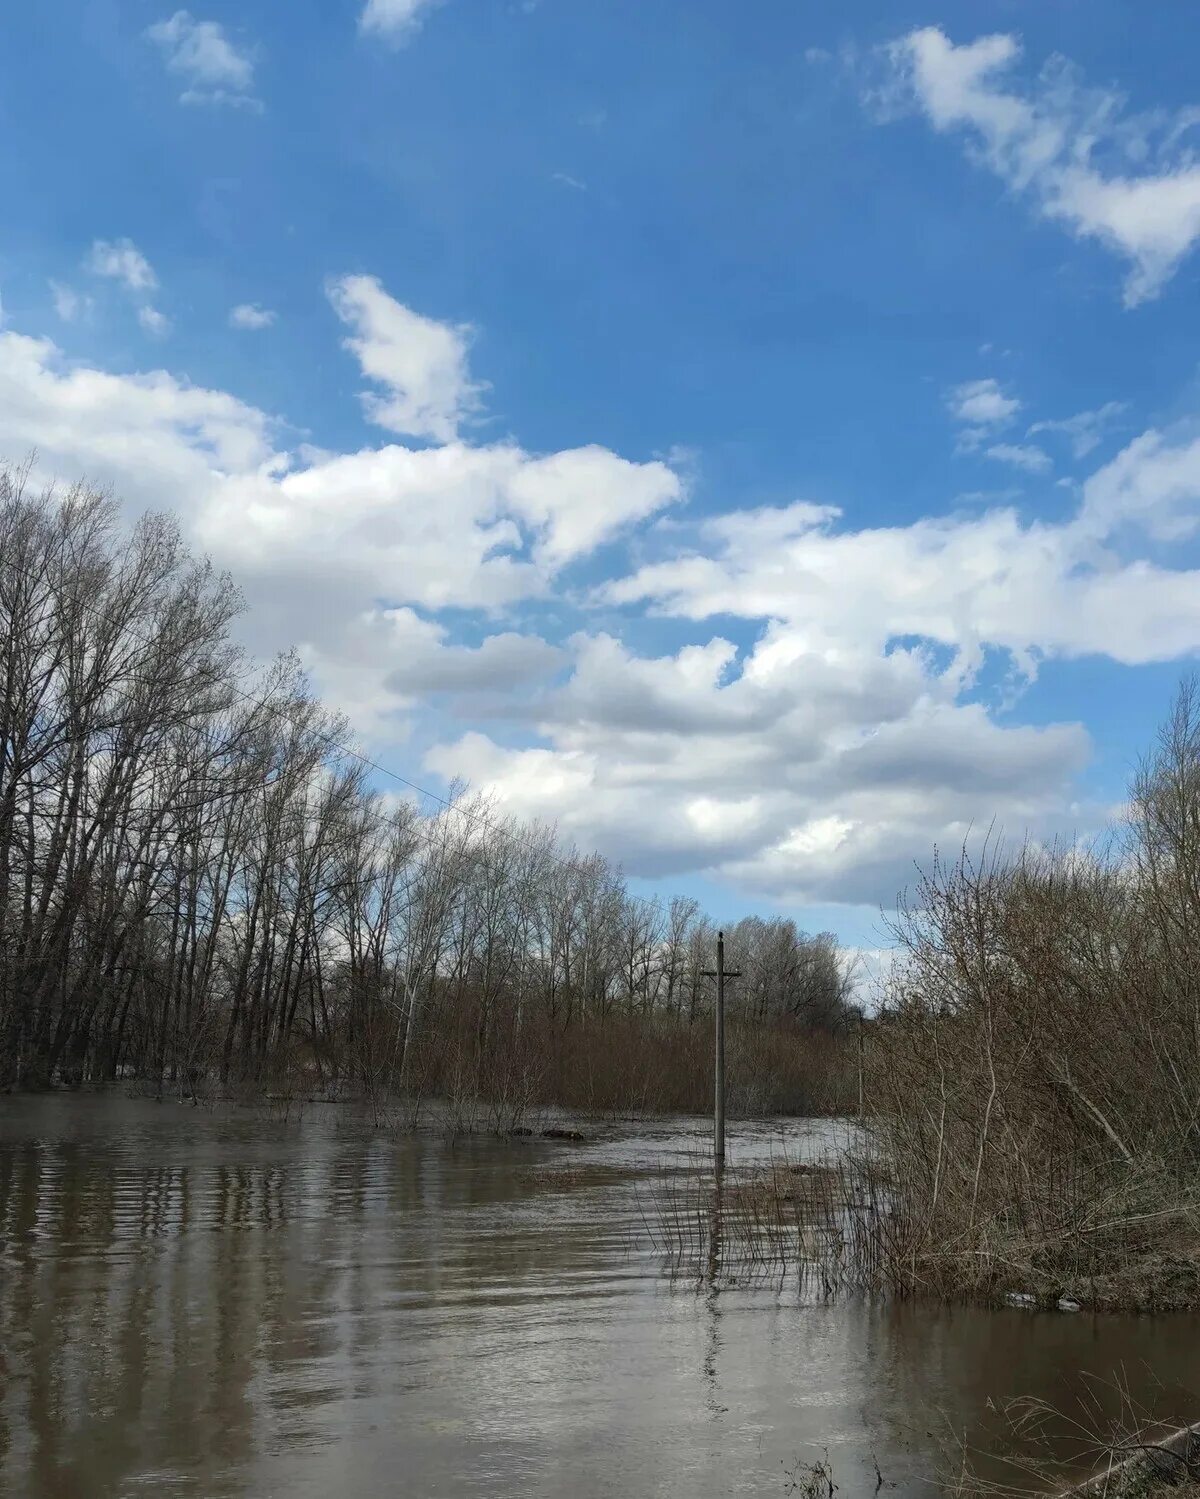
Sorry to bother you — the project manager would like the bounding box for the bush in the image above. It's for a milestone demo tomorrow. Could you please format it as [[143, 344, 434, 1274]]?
[[857, 682, 1200, 1305]]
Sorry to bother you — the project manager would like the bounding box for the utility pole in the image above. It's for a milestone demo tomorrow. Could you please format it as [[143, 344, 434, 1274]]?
[[702, 931, 741, 1171]]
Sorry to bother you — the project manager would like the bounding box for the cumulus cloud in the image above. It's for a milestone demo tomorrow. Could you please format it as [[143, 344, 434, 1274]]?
[[506, 445, 684, 568], [230, 303, 276, 330], [883, 27, 1200, 305], [85, 239, 167, 335], [329, 274, 484, 443], [138, 305, 171, 338], [86, 239, 157, 295], [948, 377, 1020, 429], [948, 377, 1024, 453], [422, 653, 1094, 901], [7, 283, 1200, 909], [602, 480, 1200, 667], [431, 437, 1200, 901], [0, 295, 679, 720], [146, 12, 260, 109], [1078, 428, 1200, 543], [985, 441, 1052, 474], [49, 282, 90, 324], [189, 443, 680, 624], [0, 331, 274, 496], [293, 608, 562, 740], [379, 609, 565, 694], [359, 0, 442, 42]]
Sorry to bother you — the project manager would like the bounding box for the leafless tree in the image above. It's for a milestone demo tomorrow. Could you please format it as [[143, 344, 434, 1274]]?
[[0, 467, 855, 1115]]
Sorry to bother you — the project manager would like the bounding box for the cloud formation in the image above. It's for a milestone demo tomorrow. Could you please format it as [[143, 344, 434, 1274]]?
[[49, 282, 90, 324], [329, 274, 483, 443], [0, 279, 680, 733], [5, 276, 1200, 908], [86, 239, 157, 295], [146, 11, 260, 109], [948, 377, 1019, 429], [986, 441, 1051, 474], [884, 27, 1200, 305], [359, 0, 442, 43], [84, 239, 169, 338], [1029, 401, 1126, 459], [137, 306, 171, 338], [230, 303, 276, 330]]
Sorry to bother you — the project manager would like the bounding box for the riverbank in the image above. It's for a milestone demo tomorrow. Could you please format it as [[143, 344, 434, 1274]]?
[[641, 1151, 1200, 1314]]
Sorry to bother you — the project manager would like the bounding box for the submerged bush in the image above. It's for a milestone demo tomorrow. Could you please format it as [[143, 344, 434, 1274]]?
[[858, 683, 1200, 1305]]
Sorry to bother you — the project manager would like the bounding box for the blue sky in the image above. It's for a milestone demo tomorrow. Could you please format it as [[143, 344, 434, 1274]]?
[[3, 1, 1200, 957]]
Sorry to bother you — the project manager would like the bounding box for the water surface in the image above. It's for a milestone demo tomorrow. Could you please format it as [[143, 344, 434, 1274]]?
[[0, 1095, 1195, 1497]]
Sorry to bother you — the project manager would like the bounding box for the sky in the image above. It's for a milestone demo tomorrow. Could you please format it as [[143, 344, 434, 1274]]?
[[3, 2, 1200, 961]]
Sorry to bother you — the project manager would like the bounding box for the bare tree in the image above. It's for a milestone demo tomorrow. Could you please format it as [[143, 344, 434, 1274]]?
[[0, 466, 854, 1118]]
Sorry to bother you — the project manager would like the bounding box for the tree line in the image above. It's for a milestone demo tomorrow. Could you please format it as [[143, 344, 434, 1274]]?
[[0, 468, 855, 1112]]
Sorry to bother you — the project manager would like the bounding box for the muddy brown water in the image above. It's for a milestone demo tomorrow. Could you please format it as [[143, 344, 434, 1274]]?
[[0, 1095, 1196, 1498]]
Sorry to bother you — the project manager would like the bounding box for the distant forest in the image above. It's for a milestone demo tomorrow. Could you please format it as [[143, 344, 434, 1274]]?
[[0, 469, 857, 1116]]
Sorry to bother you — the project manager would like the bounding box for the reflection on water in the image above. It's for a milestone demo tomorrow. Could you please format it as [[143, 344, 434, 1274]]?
[[0, 1096, 1196, 1498]]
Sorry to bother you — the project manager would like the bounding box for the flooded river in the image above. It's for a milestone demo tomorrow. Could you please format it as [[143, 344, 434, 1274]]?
[[0, 1095, 1196, 1497]]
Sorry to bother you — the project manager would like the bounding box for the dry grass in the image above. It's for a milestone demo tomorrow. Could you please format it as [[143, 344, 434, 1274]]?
[[636, 1150, 890, 1293], [940, 1374, 1200, 1499]]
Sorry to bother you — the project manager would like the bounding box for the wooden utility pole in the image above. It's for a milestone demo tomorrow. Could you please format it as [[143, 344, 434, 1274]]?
[[702, 931, 741, 1171]]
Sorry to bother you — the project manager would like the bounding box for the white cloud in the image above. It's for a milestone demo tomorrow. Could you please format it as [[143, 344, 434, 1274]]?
[[85, 239, 169, 334], [0, 331, 274, 496], [379, 608, 564, 694], [230, 303, 276, 330], [86, 239, 158, 295], [884, 27, 1200, 305], [422, 642, 1094, 901], [1078, 428, 1200, 543], [1029, 401, 1126, 459], [506, 445, 684, 567], [985, 441, 1052, 474], [295, 609, 560, 739], [146, 11, 259, 109], [948, 378, 1019, 427], [359, 0, 441, 42], [196, 437, 680, 618], [0, 301, 678, 648], [428, 429, 1200, 900], [329, 274, 484, 443], [602, 460, 1200, 668], [138, 306, 171, 338], [417, 409, 1200, 901], [7, 290, 1200, 909], [49, 282, 90, 324]]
